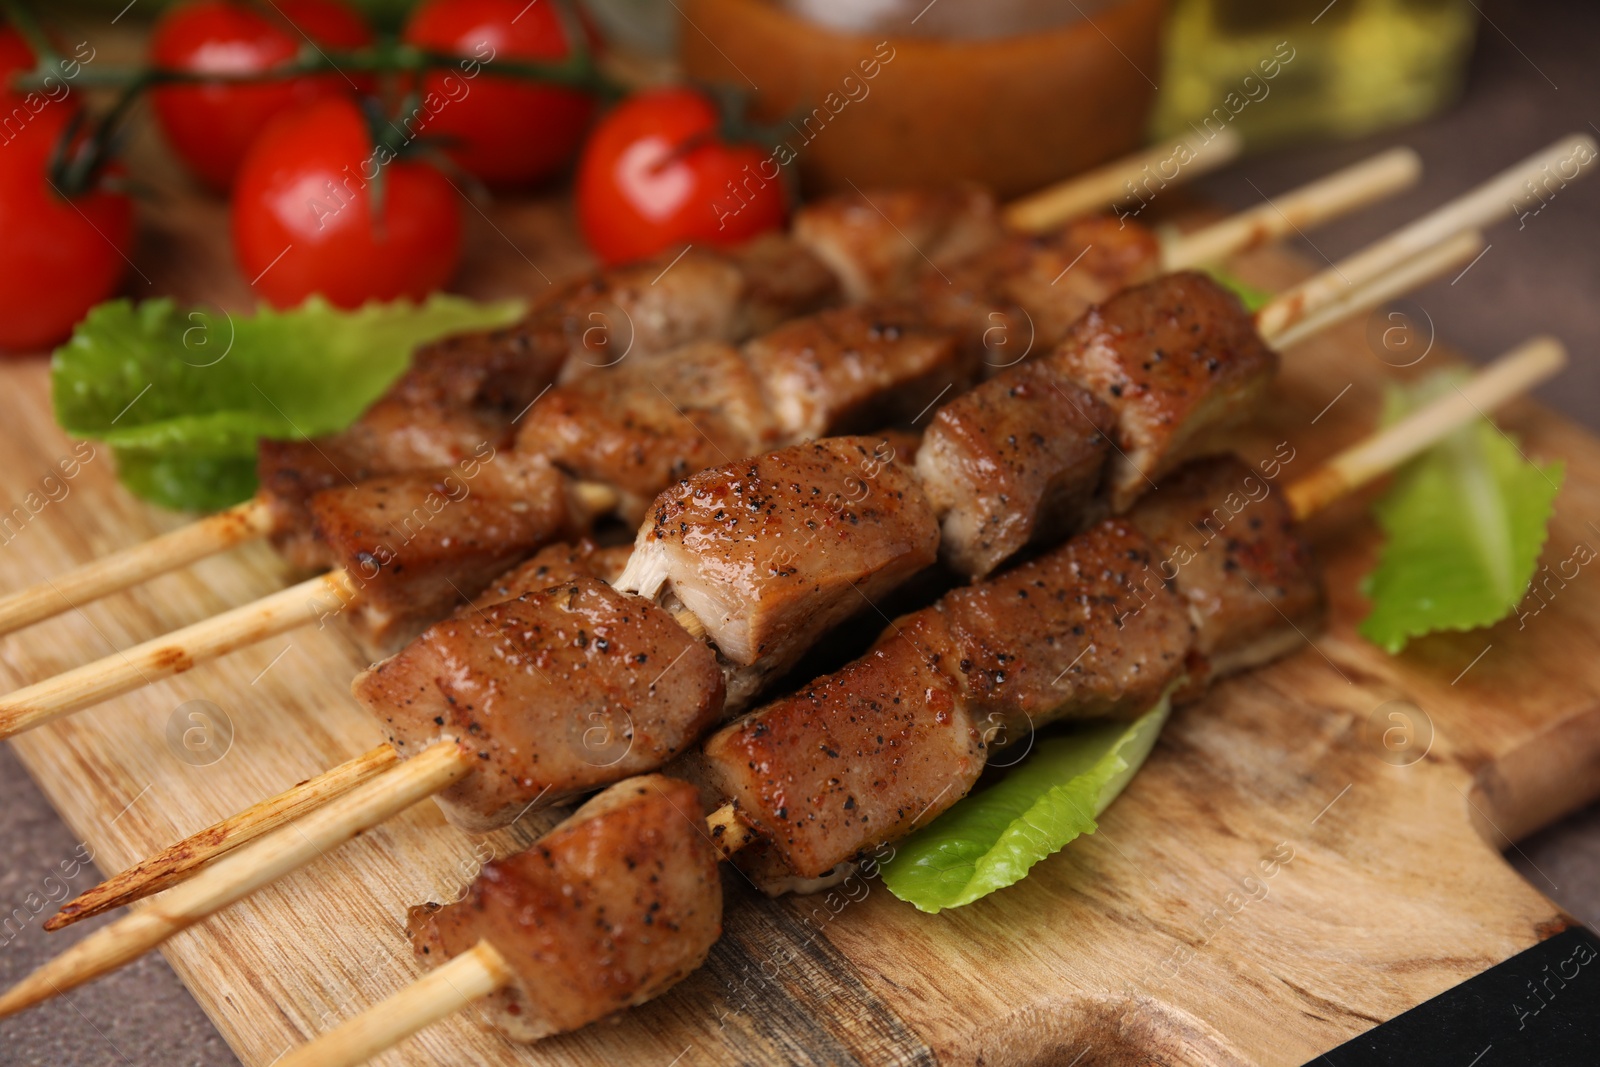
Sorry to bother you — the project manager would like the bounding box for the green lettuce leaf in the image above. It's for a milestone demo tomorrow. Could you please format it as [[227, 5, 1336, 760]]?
[[881, 691, 1174, 914], [1359, 371, 1564, 653], [1207, 268, 1274, 312], [51, 295, 524, 511]]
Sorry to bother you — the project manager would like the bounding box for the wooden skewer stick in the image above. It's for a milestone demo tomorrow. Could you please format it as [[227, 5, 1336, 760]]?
[[0, 481, 620, 741], [44, 744, 400, 931], [276, 940, 515, 1067], [0, 450, 622, 642], [1286, 336, 1567, 521], [2, 331, 1567, 1037], [1266, 230, 1484, 352], [1003, 128, 1244, 232], [0, 569, 360, 740], [0, 740, 476, 1019], [1251, 231, 1484, 352], [0, 498, 273, 636], [1254, 133, 1598, 340], [1163, 147, 1422, 270], [259, 337, 1577, 1067]]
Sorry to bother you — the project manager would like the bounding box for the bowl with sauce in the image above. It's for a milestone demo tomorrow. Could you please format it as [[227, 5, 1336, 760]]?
[[677, 0, 1168, 197]]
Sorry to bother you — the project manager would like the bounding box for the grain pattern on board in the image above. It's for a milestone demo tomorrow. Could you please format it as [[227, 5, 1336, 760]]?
[[0, 208, 1596, 1066]]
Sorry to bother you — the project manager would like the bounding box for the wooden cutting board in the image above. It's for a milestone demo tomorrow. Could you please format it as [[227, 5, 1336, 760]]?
[[1, 191, 1596, 1067]]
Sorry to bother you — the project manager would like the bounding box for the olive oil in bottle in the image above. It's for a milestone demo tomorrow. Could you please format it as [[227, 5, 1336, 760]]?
[[1152, 0, 1478, 145]]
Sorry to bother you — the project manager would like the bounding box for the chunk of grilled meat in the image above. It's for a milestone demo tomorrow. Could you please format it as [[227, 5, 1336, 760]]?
[[1126, 455, 1322, 680], [915, 363, 1113, 578], [699, 631, 986, 880], [729, 231, 851, 330], [551, 234, 840, 381], [307, 451, 580, 659], [617, 436, 939, 675], [517, 341, 781, 524], [359, 579, 724, 833], [914, 272, 1280, 577], [1053, 271, 1277, 511], [919, 216, 1163, 368], [743, 303, 977, 441], [792, 185, 1001, 303], [889, 519, 1194, 741], [699, 518, 1188, 878], [258, 401, 511, 573], [469, 539, 632, 611], [408, 775, 721, 1044]]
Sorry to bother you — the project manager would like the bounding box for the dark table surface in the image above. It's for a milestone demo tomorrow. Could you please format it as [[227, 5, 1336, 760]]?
[[2, 2, 1598, 1064]]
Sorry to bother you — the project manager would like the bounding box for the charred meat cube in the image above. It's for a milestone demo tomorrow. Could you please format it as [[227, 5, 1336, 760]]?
[[726, 231, 845, 331], [408, 775, 721, 1043], [915, 361, 1112, 578], [518, 342, 779, 522], [556, 236, 839, 382], [792, 184, 1000, 303], [1051, 271, 1277, 511], [308, 451, 576, 658], [743, 304, 977, 441], [918, 216, 1163, 368], [617, 437, 939, 672], [991, 216, 1163, 351], [700, 631, 984, 879], [543, 249, 745, 378], [358, 579, 725, 833], [258, 402, 510, 572], [889, 518, 1193, 744], [469, 539, 633, 610], [1127, 455, 1322, 679], [396, 313, 572, 420]]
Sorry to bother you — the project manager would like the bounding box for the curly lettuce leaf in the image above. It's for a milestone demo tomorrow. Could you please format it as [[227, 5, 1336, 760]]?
[[51, 295, 524, 511], [881, 691, 1173, 914], [1359, 371, 1564, 653]]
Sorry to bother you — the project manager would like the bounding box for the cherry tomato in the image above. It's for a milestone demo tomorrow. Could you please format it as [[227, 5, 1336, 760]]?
[[150, 0, 373, 190], [402, 0, 597, 188], [575, 87, 787, 266], [232, 97, 463, 309], [1, 27, 34, 105], [0, 104, 133, 352]]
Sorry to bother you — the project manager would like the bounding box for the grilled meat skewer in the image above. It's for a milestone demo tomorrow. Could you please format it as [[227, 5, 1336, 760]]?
[[5, 339, 1563, 1035], [259, 337, 1563, 1066]]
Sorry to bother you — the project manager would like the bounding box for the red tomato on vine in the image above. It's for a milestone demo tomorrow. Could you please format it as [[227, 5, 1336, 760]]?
[[150, 0, 373, 190], [575, 87, 788, 266], [402, 0, 598, 188], [0, 31, 132, 352], [231, 97, 462, 309]]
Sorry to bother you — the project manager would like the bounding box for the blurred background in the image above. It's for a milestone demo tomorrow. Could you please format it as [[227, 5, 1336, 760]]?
[[2, 0, 1598, 1063]]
